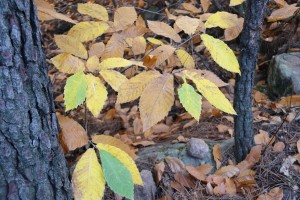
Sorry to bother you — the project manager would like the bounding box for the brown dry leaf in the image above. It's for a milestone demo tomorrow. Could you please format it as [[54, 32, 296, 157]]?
[[213, 144, 222, 169], [297, 139, 300, 153], [136, 15, 146, 27], [133, 118, 143, 135], [150, 45, 176, 67], [216, 124, 231, 133], [236, 169, 256, 186], [154, 161, 165, 183], [277, 95, 300, 107], [239, 145, 262, 169], [182, 3, 202, 14], [54, 35, 87, 59], [254, 130, 270, 145], [144, 127, 154, 138], [186, 164, 213, 181], [174, 171, 196, 188], [132, 140, 155, 147], [223, 116, 234, 123], [132, 36, 146, 55], [57, 114, 88, 153], [273, 142, 285, 152], [206, 182, 214, 195], [92, 135, 137, 160], [183, 119, 197, 129], [143, 55, 157, 69], [274, 0, 288, 8], [215, 165, 239, 178], [121, 25, 148, 39], [152, 123, 170, 133], [165, 9, 177, 21], [165, 156, 185, 173], [225, 178, 237, 196], [270, 116, 282, 124], [88, 42, 105, 58], [213, 182, 226, 196], [114, 7, 137, 30], [257, 187, 283, 200], [147, 21, 181, 42], [175, 16, 199, 35], [201, 0, 212, 12], [51, 53, 85, 74], [101, 33, 125, 59], [224, 18, 244, 41], [254, 90, 269, 103], [267, 4, 299, 22], [177, 135, 189, 142], [285, 113, 296, 122], [171, 181, 185, 192]]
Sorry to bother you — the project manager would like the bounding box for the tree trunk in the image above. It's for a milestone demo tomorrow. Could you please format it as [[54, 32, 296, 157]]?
[[234, 0, 269, 162], [0, 0, 72, 199]]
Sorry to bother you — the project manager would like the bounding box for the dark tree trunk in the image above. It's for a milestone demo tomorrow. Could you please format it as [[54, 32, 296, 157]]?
[[0, 0, 72, 199], [234, 0, 269, 162]]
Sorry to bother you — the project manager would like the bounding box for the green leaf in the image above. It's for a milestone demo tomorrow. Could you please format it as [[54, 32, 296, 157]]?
[[178, 82, 202, 121], [99, 149, 134, 200], [64, 72, 87, 111]]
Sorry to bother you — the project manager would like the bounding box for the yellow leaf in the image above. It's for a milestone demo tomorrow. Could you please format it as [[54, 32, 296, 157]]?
[[114, 7, 137, 30], [132, 36, 146, 55], [100, 70, 128, 92], [77, 3, 108, 21], [140, 74, 174, 131], [147, 21, 181, 43], [72, 149, 105, 200], [51, 53, 85, 74], [54, 35, 88, 59], [184, 70, 236, 115], [68, 22, 108, 42], [175, 16, 199, 35], [97, 143, 143, 185], [205, 12, 238, 29], [86, 56, 100, 72], [150, 45, 176, 67], [229, 0, 245, 6], [85, 75, 108, 117], [147, 37, 164, 45], [201, 34, 240, 74], [175, 49, 195, 69], [117, 70, 161, 103], [92, 135, 137, 160], [99, 58, 133, 70]]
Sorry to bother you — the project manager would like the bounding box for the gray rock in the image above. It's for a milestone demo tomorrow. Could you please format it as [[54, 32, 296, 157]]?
[[268, 53, 300, 99], [187, 138, 210, 159], [134, 170, 156, 200]]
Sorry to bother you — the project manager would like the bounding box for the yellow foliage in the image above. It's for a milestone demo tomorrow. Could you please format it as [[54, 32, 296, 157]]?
[[205, 12, 238, 29], [51, 53, 85, 74], [147, 37, 164, 45], [72, 149, 105, 200], [85, 75, 108, 117], [201, 34, 240, 74], [77, 3, 108, 21], [175, 49, 195, 69], [140, 74, 174, 131], [99, 58, 133, 70], [68, 22, 109, 42], [230, 0, 245, 6], [86, 56, 100, 72], [54, 35, 88, 59], [97, 143, 143, 185], [100, 70, 128, 92]]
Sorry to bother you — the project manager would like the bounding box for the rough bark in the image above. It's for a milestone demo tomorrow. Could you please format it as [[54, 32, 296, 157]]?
[[234, 0, 269, 162], [0, 0, 72, 199]]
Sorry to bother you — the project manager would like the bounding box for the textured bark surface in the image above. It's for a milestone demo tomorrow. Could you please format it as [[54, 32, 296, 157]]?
[[234, 0, 269, 162], [0, 0, 72, 199]]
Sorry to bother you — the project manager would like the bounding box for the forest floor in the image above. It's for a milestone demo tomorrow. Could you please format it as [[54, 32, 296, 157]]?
[[40, 0, 300, 199]]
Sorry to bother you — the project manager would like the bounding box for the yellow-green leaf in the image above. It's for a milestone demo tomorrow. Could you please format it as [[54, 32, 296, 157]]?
[[230, 0, 245, 6], [72, 149, 105, 200], [175, 49, 195, 69], [85, 74, 108, 117], [54, 35, 88, 59], [97, 143, 143, 185], [147, 37, 164, 45], [64, 72, 87, 111], [51, 53, 85, 74], [178, 82, 202, 121], [184, 70, 236, 115], [100, 70, 128, 92], [140, 74, 174, 131], [68, 22, 108, 42], [77, 3, 108, 21], [201, 34, 240, 74], [205, 12, 238, 29], [99, 58, 133, 70], [86, 56, 100, 72], [117, 70, 162, 104]]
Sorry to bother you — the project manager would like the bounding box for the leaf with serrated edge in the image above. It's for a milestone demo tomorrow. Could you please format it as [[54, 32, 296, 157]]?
[[99, 58, 133, 70], [102, 33, 125, 59], [51, 53, 85, 74], [97, 143, 143, 185], [150, 45, 176, 67], [117, 70, 161, 103], [175, 49, 195, 69], [140, 74, 174, 131], [54, 35, 88, 59], [100, 70, 128, 92], [184, 70, 236, 114], [77, 3, 108, 21], [147, 21, 181, 42], [85, 74, 107, 117], [72, 149, 105, 200], [201, 34, 240, 74], [205, 12, 238, 29], [64, 72, 87, 111], [178, 82, 202, 121], [68, 22, 108, 42]]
